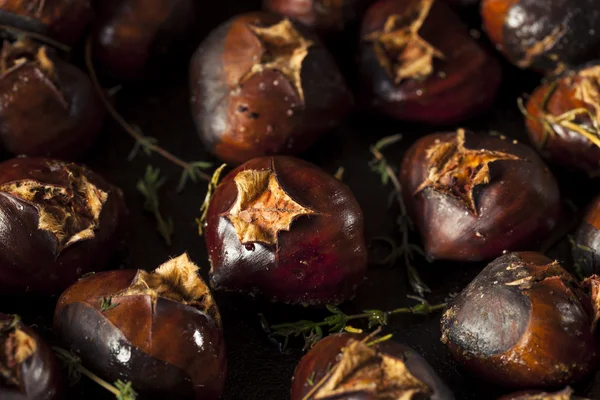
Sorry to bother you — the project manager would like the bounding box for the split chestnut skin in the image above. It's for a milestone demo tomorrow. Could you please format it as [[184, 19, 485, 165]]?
[[54, 254, 227, 400], [441, 252, 600, 388], [400, 129, 561, 262], [574, 195, 600, 276], [358, 0, 501, 125], [0, 157, 127, 295], [205, 156, 367, 305], [291, 333, 454, 400], [0, 313, 64, 400], [190, 12, 352, 165]]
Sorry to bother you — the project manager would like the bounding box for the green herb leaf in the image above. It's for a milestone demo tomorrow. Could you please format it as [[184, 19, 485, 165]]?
[[137, 166, 174, 245]]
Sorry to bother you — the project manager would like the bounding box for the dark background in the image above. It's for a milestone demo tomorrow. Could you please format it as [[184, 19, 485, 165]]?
[[3, 0, 600, 399]]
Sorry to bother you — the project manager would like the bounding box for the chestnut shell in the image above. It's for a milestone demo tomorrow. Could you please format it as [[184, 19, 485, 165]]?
[[92, 0, 197, 81], [441, 252, 599, 388], [0, 313, 64, 400], [205, 156, 368, 305], [0, 0, 93, 45], [0, 43, 105, 159], [291, 333, 454, 400], [358, 0, 501, 124], [0, 157, 127, 295], [481, 0, 600, 74], [400, 131, 561, 261], [499, 387, 583, 400], [524, 65, 600, 177], [54, 259, 227, 399], [190, 12, 353, 165], [574, 195, 600, 276]]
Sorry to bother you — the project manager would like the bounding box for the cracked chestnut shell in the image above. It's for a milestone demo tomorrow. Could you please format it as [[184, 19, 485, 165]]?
[[441, 252, 600, 388], [291, 333, 454, 400], [0, 0, 93, 45], [0, 39, 105, 159], [190, 12, 353, 165], [91, 0, 197, 81], [573, 195, 600, 276], [262, 0, 374, 38], [0, 313, 63, 400], [399, 129, 561, 262], [205, 156, 367, 305], [358, 0, 501, 125], [0, 157, 127, 295], [499, 387, 584, 400], [481, 0, 600, 75], [523, 64, 600, 177], [54, 254, 227, 400]]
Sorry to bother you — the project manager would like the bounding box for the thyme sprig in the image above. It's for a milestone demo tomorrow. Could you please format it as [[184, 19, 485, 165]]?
[[261, 296, 445, 351], [137, 166, 174, 245], [100, 296, 119, 312], [53, 347, 137, 400], [85, 37, 212, 192], [369, 134, 430, 297], [197, 164, 227, 236]]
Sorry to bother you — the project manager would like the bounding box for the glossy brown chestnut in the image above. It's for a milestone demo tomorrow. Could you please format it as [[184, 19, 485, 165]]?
[[523, 64, 600, 177], [0, 157, 127, 295], [190, 12, 353, 165], [205, 156, 367, 305], [573, 195, 600, 276], [441, 252, 599, 388], [481, 0, 600, 75], [358, 0, 501, 125], [54, 254, 227, 400], [0, 39, 105, 159], [499, 387, 585, 400], [0, 0, 93, 45], [291, 333, 454, 400], [0, 313, 63, 400], [263, 0, 374, 38], [399, 129, 561, 261], [91, 0, 197, 81]]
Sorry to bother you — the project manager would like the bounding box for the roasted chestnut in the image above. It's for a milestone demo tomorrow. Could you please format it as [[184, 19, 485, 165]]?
[[573, 195, 600, 276], [205, 156, 367, 305], [0, 0, 93, 45], [54, 253, 227, 400], [481, 0, 600, 75], [190, 12, 353, 165], [291, 333, 454, 400], [441, 252, 599, 388], [358, 0, 501, 124], [523, 64, 600, 177], [499, 387, 584, 400], [399, 129, 561, 261], [0, 157, 127, 295], [0, 313, 63, 400], [91, 0, 197, 81], [0, 39, 105, 159], [263, 0, 373, 38]]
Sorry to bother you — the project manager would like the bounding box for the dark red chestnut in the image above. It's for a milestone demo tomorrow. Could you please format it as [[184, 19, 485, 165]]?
[[54, 253, 227, 400], [291, 333, 454, 399], [399, 129, 561, 261], [91, 0, 197, 81], [358, 0, 501, 124], [262, 0, 374, 38], [481, 0, 600, 75], [499, 387, 585, 400], [523, 64, 600, 177], [441, 252, 599, 388], [0, 39, 105, 159], [0, 157, 127, 295], [0, 0, 93, 45], [205, 156, 367, 305], [0, 313, 63, 400], [190, 12, 353, 165], [573, 195, 600, 276]]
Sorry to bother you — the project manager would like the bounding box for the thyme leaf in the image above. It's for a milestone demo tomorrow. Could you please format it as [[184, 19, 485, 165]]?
[[100, 296, 119, 312], [137, 166, 174, 245], [197, 164, 227, 236]]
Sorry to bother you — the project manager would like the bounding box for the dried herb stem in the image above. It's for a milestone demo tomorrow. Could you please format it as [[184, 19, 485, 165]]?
[[197, 164, 227, 236], [369, 135, 430, 296], [137, 166, 174, 245], [0, 25, 70, 52], [84, 37, 211, 190], [53, 347, 137, 400]]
